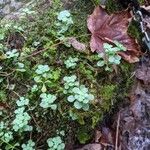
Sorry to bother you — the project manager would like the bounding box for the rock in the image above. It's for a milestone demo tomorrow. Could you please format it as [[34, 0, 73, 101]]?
[[119, 55, 150, 150], [1, 0, 51, 20], [0, 0, 10, 5], [76, 144, 102, 150], [10, 0, 23, 10], [0, 0, 5, 5], [2, 4, 11, 14]]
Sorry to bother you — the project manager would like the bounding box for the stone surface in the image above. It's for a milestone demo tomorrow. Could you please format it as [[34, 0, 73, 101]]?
[[2, 4, 11, 15], [0, 0, 51, 20], [76, 144, 102, 150]]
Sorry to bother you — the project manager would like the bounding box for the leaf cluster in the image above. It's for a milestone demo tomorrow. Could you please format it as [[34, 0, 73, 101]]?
[[64, 57, 78, 69], [40, 93, 57, 110], [97, 41, 126, 71], [63, 75, 94, 111], [47, 136, 65, 150]]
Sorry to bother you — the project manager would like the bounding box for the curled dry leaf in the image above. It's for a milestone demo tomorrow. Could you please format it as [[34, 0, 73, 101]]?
[[67, 37, 86, 52], [87, 6, 141, 63]]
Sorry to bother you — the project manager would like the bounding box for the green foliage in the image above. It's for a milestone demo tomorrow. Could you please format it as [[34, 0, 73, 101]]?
[[56, 10, 73, 35], [12, 98, 32, 132], [77, 130, 90, 144], [33, 64, 61, 92], [1, 131, 13, 143], [0, 0, 134, 148], [35, 64, 50, 75], [64, 57, 78, 69], [6, 49, 19, 59], [40, 93, 57, 110], [0, 91, 6, 102], [97, 41, 126, 71], [71, 85, 94, 110], [16, 97, 29, 107], [16, 62, 26, 72], [106, 0, 120, 13], [22, 140, 35, 150], [128, 21, 141, 40], [63, 75, 79, 94], [63, 75, 94, 111], [12, 107, 32, 132], [47, 136, 65, 150], [100, 85, 116, 111], [91, 0, 100, 5], [34, 64, 53, 92], [0, 122, 13, 143]]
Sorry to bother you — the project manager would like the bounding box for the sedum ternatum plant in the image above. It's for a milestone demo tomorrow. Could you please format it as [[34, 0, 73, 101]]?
[[33, 64, 61, 93], [63, 75, 94, 111], [64, 57, 78, 69], [63, 75, 79, 94], [47, 136, 65, 150], [0, 121, 13, 143], [16, 97, 29, 107], [5, 49, 19, 59], [56, 10, 73, 34], [35, 64, 50, 75], [22, 139, 35, 150], [34, 64, 52, 93], [68, 85, 94, 111], [12, 97, 32, 132], [97, 41, 126, 71], [40, 93, 57, 110]]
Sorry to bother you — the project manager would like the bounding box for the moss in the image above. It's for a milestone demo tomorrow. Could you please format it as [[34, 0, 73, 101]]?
[[68, 0, 94, 43], [0, 91, 6, 102], [0, 0, 136, 147], [128, 21, 142, 40], [119, 62, 134, 92], [79, 63, 95, 81], [100, 84, 116, 111], [138, 0, 145, 4], [106, 0, 121, 13]]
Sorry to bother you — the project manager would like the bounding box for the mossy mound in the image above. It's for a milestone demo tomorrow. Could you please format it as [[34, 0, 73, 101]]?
[[0, 0, 135, 149]]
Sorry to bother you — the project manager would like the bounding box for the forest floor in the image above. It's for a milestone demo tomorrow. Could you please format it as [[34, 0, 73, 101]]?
[[0, 0, 149, 150]]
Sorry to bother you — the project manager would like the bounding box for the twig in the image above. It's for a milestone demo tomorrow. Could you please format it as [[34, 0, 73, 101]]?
[[21, 33, 91, 59], [22, 41, 63, 59], [115, 112, 120, 150], [0, 70, 15, 77]]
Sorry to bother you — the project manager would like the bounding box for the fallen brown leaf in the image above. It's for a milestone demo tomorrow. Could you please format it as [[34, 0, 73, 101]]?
[[87, 6, 141, 63]]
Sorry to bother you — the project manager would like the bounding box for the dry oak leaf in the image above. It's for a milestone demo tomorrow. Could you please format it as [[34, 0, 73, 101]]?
[[87, 6, 141, 63]]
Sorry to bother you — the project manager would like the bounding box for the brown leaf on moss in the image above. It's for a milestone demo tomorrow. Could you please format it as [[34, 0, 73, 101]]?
[[87, 6, 141, 63]]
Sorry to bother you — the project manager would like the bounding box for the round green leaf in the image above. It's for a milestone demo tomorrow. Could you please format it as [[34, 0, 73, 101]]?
[[74, 101, 82, 109], [67, 95, 75, 102], [97, 60, 105, 67]]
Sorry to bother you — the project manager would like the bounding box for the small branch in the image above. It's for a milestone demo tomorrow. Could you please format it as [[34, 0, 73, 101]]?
[[0, 70, 15, 77], [115, 112, 120, 150], [22, 41, 63, 59], [21, 33, 91, 59]]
